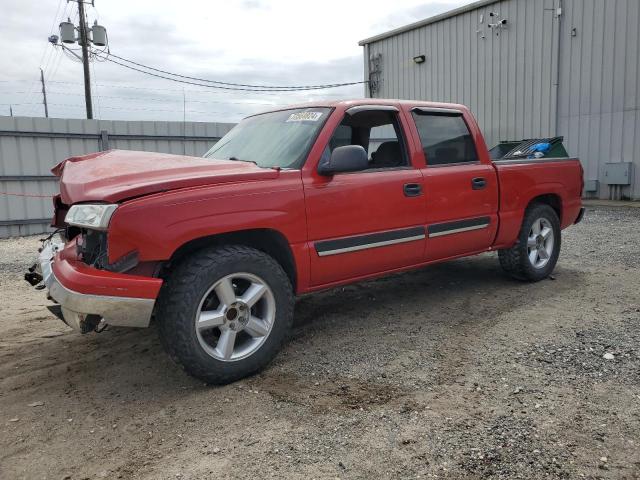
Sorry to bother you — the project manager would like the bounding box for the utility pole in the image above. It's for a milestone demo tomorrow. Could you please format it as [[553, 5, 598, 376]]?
[[76, 0, 93, 119], [182, 88, 187, 155], [40, 68, 49, 118]]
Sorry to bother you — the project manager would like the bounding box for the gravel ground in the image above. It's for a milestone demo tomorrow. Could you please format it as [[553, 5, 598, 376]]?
[[0, 205, 639, 479]]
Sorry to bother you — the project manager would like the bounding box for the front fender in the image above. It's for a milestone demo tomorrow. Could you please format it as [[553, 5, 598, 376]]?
[[107, 172, 307, 263]]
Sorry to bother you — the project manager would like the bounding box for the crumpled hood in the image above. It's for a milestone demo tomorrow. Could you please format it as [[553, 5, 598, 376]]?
[[53, 150, 279, 204]]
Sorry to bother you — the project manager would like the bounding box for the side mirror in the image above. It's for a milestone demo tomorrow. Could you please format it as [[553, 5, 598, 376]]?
[[318, 145, 369, 176]]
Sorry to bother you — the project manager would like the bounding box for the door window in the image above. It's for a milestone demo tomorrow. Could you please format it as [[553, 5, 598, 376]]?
[[323, 110, 409, 170], [411, 112, 479, 166]]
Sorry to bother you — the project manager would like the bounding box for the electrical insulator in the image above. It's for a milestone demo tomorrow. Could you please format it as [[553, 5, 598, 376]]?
[[91, 22, 107, 46], [59, 20, 76, 44]]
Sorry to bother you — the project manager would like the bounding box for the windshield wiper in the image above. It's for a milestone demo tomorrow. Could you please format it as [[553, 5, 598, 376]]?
[[228, 156, 258, 166], [227, 157, 281, 171]]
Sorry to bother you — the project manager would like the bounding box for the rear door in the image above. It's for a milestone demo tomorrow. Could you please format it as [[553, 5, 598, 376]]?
[[408, 107, 499, 261], [303, 106, 425, 287]]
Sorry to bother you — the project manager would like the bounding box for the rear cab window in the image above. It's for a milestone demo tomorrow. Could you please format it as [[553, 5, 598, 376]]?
[[411, 110, 479, 166]]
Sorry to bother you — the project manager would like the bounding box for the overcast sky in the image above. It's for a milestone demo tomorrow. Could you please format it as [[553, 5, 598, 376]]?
[[1, 0, 471, 123]]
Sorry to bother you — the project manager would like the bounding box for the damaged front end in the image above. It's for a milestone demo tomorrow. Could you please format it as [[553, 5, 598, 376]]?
[[25, 231, 102, 333], [24, 232, 103, 333], [25, 232, 65, 289], [26, 229, 161, 334], [26, 224, 161, 334], [25, 194, 70, 287], [26, 158, 163, 334]]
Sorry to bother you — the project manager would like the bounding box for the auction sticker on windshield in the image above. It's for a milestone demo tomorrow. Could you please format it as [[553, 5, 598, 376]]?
[[286, 111, 324, 122]]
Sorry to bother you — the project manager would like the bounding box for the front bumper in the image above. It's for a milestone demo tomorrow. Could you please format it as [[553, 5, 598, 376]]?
[[48, 273, 157, 332], [33, 237, 162, 333]]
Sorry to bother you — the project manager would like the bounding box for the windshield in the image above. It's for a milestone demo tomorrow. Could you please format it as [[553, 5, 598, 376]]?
[[203, 107, 331, 169]]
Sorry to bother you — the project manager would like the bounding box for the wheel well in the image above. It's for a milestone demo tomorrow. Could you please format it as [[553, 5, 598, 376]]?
[[528, 194, 562, 222], [167, 229, 297, 290]]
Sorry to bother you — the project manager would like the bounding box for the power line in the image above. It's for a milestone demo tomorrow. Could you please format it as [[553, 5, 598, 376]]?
[[98, 55, 364, 93], [4, 79, 353, 98], [0, 102, 42, 106], [46, 46, 65, 84], [103, 51, 368, 91], [43, 102, 250, 115], [0, 79, 351, 120], [38, 0, 63, 72], [27, 0, 68, 116], [48, 0, 64, 35], [46, 2, 71, 82], [37, 89, 285, 106], [31, 0, 68, 115], [22, 76, 42, 117], [91, 59, 101, 118], [94, 52, 364, 93]]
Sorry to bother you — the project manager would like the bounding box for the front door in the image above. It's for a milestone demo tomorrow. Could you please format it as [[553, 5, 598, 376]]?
[[303, 107, 425, 287]]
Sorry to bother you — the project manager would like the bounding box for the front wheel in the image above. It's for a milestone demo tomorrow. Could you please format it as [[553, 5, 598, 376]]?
[[498, 203, 561, 282], [156, 245, 294, 384]]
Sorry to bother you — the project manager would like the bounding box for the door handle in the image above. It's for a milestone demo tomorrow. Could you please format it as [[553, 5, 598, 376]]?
[[403, 183, 422, 197], [472, 177, 487, 190]]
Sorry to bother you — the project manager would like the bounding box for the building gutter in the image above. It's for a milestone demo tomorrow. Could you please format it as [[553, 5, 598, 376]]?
[[358, 0, 501, 45]]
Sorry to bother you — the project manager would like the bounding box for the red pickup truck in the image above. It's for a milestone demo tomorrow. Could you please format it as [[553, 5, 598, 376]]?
[[28, 99, 584, 384]]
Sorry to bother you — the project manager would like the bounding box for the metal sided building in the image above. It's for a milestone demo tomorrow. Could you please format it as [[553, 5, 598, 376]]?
[[359, 0, 640, 200]]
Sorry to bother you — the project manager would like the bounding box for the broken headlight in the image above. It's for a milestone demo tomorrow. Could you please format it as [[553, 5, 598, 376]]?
[[65, 204, 117, 231]]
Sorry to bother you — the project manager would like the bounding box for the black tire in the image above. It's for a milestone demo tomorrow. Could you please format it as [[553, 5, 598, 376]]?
[[498, 203, 561, 282], [156, 245, 294, 384]]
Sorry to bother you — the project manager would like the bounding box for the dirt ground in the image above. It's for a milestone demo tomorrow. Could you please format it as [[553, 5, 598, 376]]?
[[1, 205, 639, 480]]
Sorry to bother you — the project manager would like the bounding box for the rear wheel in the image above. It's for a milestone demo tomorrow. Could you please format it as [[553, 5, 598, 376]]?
[[498, 203, 561, 282], [156, 245, 294, 384]]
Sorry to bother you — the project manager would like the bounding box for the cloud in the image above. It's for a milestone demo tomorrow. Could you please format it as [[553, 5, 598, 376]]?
[[241, 0, 267, 9], [0, 0, 470, 122], [371, 2, 466, 32]]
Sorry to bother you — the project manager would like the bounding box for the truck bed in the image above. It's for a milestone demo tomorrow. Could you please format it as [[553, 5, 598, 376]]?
[[491, 157, 584, 248]]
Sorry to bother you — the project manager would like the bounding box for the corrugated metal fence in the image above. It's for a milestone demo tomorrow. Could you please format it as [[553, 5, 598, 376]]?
[[0, 116, 235, 238]]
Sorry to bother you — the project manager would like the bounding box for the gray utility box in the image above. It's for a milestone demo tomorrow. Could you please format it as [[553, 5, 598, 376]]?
[[584, 180, 599, 192], [603, 163, 632, 185]]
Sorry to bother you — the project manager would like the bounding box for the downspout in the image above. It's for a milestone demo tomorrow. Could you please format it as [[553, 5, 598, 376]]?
[[552, 0, 563, 137], [363, 43, 371, 98]]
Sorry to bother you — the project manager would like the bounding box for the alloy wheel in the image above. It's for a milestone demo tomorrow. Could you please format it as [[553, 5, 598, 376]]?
[[526, 217, 555, 269], [194, 272, 276, 362]]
